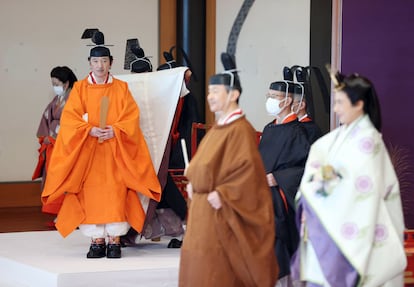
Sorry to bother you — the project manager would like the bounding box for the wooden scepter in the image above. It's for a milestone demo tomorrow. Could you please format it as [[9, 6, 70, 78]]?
[[98, 96, 109, 143]]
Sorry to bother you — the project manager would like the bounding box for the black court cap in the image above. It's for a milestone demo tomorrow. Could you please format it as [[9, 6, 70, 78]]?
[[90, 46, 111, 58], [209, 52, 242, 93], [269, 81, 295, 93]]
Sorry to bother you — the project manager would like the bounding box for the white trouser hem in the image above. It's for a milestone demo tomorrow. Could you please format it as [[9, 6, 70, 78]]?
[[79, 222, 130, 238]]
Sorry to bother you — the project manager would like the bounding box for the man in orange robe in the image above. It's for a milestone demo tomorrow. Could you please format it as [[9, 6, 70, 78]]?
[[41, 45, 161, 259]]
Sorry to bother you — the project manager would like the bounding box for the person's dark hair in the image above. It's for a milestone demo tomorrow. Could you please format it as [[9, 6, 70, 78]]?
[[50, 66, 78, 88], [338, 74, 382, 132]]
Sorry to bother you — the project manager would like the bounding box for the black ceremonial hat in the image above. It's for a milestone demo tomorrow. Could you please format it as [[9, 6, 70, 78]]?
[[90, 46, 111, 58], [283, 66, 294, 81], [292, 83, 304, 96], [124, 38, 140, 70], [123, 38, 152, 73], [157, 50, 178, 70], [131, 57, 152, 73], [157, 46, 197, 82], [81, 29, 112, 58], [130, 47, 152, 73], [269, 81, 294, 93], [209, 53, 242, 93]]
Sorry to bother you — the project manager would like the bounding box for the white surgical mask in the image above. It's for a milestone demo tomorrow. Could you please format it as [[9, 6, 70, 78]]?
[[266, 97, 285, 116], [53, 85, 65, 97]]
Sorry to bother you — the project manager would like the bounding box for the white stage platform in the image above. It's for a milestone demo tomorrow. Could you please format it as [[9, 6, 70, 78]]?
[[0, 230, 180, 287]]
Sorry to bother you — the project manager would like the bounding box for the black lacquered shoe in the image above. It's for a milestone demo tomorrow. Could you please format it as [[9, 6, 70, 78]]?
[[86, 243, 106, 258], [107, 244, 121, 258], [120, 228, 138, 247], [167, 238, 182, 248]]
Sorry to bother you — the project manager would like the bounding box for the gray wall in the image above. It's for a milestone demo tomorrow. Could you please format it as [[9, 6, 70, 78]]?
[[0, 0, 159, 181], [216, 0, 311, 131]]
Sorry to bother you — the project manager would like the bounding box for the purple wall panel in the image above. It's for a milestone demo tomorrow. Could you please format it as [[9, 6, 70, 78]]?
[[342, 0, 414, 227]]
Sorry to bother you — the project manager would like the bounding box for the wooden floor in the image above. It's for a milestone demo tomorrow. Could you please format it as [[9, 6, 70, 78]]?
[[0, 206, 56, 233]]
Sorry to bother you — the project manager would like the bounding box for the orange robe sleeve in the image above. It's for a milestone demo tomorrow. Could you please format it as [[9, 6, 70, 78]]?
[[41, 80, 94, 203]]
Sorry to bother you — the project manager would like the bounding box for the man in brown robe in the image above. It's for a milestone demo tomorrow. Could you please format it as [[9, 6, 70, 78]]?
[[179, 53, 278, 287]]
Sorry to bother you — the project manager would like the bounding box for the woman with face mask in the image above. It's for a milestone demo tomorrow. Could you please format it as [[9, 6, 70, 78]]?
[[32, 66, 77, 215]]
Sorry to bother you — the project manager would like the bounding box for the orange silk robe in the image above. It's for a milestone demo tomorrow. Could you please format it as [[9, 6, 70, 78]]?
[[41, 77, 161, 237]]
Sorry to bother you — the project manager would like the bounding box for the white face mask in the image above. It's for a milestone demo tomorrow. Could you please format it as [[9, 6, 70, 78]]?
[[53, 85, 65, 97], [266, 97, 286, 116]]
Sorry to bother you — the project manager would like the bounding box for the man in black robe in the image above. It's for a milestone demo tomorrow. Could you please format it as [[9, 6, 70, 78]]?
[[259, 81, 310, 286], [291, 83, 322, 144]]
